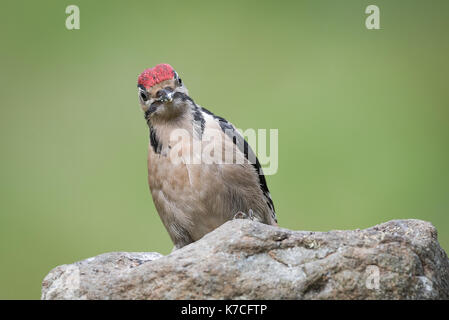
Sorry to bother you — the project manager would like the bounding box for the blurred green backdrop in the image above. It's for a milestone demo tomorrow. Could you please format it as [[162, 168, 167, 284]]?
[[0, 0, 448, 299]]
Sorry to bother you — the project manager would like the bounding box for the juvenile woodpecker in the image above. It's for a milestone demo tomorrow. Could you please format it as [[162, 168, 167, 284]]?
[[137, 63, 277, 249]]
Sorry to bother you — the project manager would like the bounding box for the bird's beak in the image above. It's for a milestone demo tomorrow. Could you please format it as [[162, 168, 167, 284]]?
[[157, 89, 174, 103]]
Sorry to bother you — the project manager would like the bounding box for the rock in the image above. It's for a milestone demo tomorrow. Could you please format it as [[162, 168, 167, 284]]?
[[41, 219, 449, 300]]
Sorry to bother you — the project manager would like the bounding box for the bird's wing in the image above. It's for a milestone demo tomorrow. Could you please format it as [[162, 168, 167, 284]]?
[[199, 106, 277, 223]]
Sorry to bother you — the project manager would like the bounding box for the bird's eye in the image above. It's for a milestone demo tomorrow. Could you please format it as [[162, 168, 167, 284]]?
[[140, 90, 149, 102]]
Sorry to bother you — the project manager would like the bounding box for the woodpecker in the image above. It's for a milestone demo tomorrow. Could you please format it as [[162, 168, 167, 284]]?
[[137, 63, 277, 249]]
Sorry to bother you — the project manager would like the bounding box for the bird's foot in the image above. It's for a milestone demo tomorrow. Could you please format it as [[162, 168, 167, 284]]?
[[233, 209, 255, 220]]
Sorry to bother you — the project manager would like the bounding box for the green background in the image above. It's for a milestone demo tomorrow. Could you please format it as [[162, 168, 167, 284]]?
[[1, 0, 448, 299]]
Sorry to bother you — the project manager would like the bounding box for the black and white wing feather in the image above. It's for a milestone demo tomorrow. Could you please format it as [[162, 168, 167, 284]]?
[[199, 106, 277, 223]]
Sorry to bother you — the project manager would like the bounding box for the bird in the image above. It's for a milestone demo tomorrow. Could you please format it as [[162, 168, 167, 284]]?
[[137, 63, 277, 249]]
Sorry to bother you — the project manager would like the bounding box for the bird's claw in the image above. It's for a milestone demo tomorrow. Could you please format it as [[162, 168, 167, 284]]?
[[233, 209, 255, 220]]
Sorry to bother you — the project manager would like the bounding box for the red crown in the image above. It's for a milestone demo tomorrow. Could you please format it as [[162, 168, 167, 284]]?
[[138, 64, 175, 89]]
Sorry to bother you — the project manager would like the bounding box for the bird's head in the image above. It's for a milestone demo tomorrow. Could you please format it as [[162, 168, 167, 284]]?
[[137, 63, 189, 121]]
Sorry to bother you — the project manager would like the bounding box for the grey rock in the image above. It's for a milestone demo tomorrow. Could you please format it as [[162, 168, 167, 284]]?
[[41, 219, 449, 299]]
